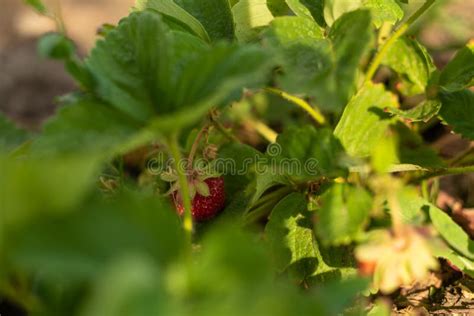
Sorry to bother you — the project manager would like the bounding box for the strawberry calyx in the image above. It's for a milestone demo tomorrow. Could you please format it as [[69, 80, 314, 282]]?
[[160, 126, 225, 221]]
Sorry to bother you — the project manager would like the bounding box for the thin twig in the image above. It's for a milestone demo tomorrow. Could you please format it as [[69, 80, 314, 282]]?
[[264, 87, 327, 125]]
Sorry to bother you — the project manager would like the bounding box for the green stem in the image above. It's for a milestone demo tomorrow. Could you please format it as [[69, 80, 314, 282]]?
[[365, 0, 436, 83], [167, 134, 193, 248], [411, 165, 474, 183], [248, 119, 278, 143], [265, 88, 326, 125], [187, 125, 209, 169]]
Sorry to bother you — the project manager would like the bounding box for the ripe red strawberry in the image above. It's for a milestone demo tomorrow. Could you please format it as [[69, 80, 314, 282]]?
[[173, 177, 225, 221]]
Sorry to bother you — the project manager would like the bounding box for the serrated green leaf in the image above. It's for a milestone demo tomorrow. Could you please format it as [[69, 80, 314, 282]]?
[[439, 42, 474, 92], [286, 0, 313, 19], [289, 0, 326, 27], [134, 0, 211, 42], [265, 16, 324, 44], [32, 99, 142, 156], [324, 0, 402, 27], [86, 11, 195, 121], [233, 0, 274, 42], [335, 83, 397, 157], [429, 202, 474, 260], [273, 126, 348, 181], [248, 171, 289, 204], [325, 9, 373, 110], [264, 16, 331, 98], [174, 0, 235, 41], [324, 0, 362, 26], [363, 0, 403, 27], [266, 193, 318, 281], [308, 242, 358, 282], [0, 113, 30, 153], [387, 99, 441, 122], [266, 10, 372, 112], [383, 37, 435, 96], [316, 184, 372, 245], [218, 143, 266, 197], [439, 90, 474, 140], [86, 11, 271, 131]]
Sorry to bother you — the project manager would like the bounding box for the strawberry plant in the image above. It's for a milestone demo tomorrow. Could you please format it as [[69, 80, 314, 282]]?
[[1, 0, 474, 314]]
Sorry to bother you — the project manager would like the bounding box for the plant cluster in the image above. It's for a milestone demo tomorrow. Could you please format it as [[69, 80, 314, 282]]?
[[1, 0, 473, 314]]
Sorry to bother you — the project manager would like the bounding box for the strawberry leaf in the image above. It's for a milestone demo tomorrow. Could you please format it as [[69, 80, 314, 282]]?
[[324, 0, 403, 27], [134, 0, 211, 42], [273, 126, 348, 181], [439, 42, 474, 92], [174, 0, 235, 41], [32, 99, 142, 156], [233, 0, 274, 42], [429, 201, 474, 260], [335, 83, 397, 157], [266, 10, 373, 112], [266, 192, 318, 281], [386, 99, 441, 122], [316, 184, 372, 245], [439, 90, 474, 140], [287, 0, 326, 27], [86, 11, 271, 131], [382, 37, 435, 96]]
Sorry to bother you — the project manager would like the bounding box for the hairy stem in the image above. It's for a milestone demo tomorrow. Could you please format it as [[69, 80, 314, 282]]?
[[365, 0, 436, 82], [265, 88, 326, 125], [167, 134, 193, 248], [187, 125, 209, 169]]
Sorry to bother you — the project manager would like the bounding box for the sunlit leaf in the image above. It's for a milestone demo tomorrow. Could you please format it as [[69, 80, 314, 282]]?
[[335, 83, 397, 157], [233, 0, 274, 42]]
